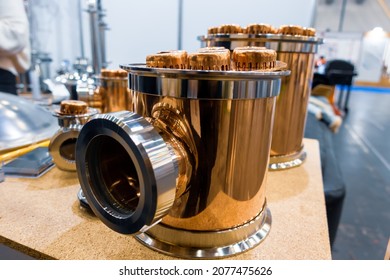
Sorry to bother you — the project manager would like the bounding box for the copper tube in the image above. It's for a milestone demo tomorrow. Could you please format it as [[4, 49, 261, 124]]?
[[78, 69, 131, 113], [198, 32, 322, 169], [270, 51, 315, 157], [100, 76, 130, 112], [133, 93, 275, 230]]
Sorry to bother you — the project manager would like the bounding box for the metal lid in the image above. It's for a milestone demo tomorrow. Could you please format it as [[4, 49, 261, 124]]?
[[0, 92, 57, 152]]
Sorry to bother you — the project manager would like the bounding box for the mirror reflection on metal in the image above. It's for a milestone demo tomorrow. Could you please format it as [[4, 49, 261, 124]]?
[[49, 100, 97, 171], [76, 64, 289, 258], [198, 24, 323, 170], [0, 92, 57, 152], [78, 69, 131, 113]]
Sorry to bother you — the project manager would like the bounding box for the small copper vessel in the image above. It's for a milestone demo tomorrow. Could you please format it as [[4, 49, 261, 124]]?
[[49, 100, 97, 171]]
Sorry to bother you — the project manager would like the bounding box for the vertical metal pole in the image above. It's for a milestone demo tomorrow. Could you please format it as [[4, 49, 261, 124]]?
[[97, 0, 108, 68], [78, 0, 85, 58], [338, 0, 347, 32], [87, 0, 103, 74], [178, 0, 183, 50], [310, 0, 318, 28]]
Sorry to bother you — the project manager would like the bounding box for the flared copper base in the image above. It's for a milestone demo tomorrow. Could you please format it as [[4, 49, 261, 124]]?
[[134, 207, 271, 259]]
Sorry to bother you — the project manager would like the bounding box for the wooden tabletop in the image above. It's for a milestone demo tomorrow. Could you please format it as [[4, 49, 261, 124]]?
[[0, 138, 331, 260]]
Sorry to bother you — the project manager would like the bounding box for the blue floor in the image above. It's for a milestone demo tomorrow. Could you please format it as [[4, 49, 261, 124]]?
[[340, 85, 390, 94], [331, 89, 390, 259]]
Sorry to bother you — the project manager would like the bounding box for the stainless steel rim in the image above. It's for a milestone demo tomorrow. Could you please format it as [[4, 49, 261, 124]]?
[[198, 34, 323, 53], [52, 107, 99, 128], [49, 127, 80, 171], [121, 64, 289, 100], [77, 188, 91, 210], [198, 33, 323, 44], [269, 148, 307, 170], [134, 206, 271, 259], [121, 63, 290, 79], [76, 111, 178, 234]]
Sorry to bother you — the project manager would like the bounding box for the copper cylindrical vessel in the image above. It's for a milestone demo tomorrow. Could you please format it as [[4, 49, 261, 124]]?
[[75, 64, 289, 258], [78, 70, 131, 113], [199, 32, 322, 170], [100, 71, 130, 113]]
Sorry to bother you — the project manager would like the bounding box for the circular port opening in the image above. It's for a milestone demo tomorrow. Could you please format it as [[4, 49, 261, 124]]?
[[86, 135, 140, 215], [59, 138, 77, 161]]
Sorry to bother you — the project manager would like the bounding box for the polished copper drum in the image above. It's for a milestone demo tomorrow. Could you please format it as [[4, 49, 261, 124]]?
[[132, 93, 273, 231], [75, 64, 289, 258], [199, 30, 322, 170], [101, 69, 131, 113], [79, 69, 131, 113], [269, 50, 314, 169]]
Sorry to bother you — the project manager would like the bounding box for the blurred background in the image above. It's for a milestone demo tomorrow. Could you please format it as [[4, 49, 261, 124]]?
[[25, 0, 390, 86]]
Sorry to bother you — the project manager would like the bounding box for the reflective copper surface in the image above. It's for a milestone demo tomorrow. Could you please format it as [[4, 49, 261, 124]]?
[[76, 64, 288, 258], [198, 33, 322, 169], [79, 69, 131, 114], [101, 76, 130, 113], [77, 85, 106, 113], [132, 93, 275, 230], [270, 51, 315, 158]]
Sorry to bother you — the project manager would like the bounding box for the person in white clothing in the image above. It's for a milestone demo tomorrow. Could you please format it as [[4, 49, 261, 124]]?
[[0, 0, 30, 95]]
